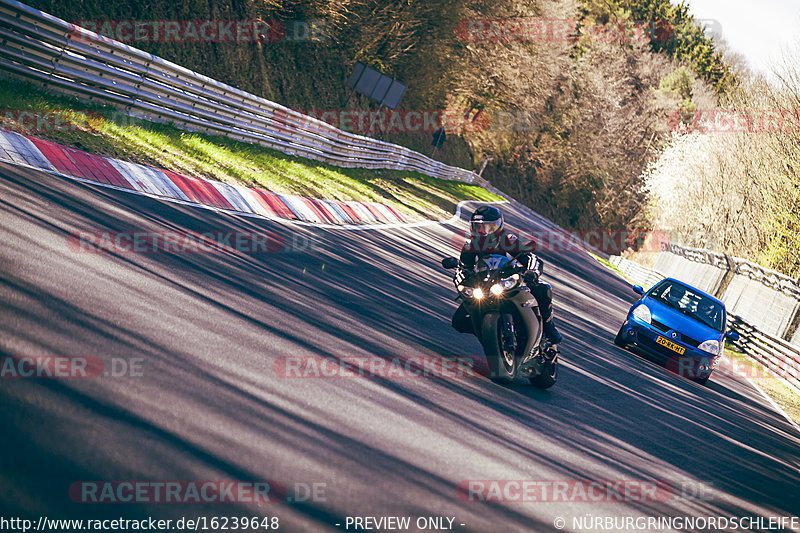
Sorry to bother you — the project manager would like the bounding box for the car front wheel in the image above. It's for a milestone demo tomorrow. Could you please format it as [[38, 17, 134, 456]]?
[[614, 325, 628, 348]]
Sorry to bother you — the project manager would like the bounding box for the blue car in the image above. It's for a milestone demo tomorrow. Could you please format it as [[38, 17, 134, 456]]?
[[614, 278, 739, 385]]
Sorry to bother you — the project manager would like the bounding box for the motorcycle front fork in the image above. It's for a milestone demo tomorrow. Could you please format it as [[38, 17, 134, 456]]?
[[501, 315, 517, 353]]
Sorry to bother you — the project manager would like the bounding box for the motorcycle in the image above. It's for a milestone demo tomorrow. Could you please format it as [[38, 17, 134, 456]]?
[[441, 254, 558, 389]]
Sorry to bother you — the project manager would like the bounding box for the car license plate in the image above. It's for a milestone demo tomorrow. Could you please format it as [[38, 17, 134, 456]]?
[[655, 335, 685, 355]]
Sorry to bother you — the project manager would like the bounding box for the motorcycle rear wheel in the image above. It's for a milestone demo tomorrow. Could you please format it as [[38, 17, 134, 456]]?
[[529, 356, 558, 389]]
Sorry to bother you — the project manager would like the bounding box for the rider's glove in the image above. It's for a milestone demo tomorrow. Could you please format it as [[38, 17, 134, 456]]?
[[523, 270, 539, 285], [519, 253, 541, 274], [519, 253, 542, 285], [454, 267, 467, 285]]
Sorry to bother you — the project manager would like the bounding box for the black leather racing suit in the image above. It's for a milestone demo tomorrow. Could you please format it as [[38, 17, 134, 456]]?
[[451, 229, 560, 342]]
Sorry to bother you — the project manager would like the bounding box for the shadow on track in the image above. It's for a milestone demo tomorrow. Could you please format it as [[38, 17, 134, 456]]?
[[1, 163, 798, 531]]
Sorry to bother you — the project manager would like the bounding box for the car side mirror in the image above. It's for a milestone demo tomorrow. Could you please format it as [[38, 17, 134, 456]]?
[[725, 331, 740, 343], [441, 257, 459, 269], [632, 285, 645, 295]]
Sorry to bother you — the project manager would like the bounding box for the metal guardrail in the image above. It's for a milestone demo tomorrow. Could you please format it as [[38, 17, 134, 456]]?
[[607, 256, 666, 289], [0, 0, 486, 186], [663, 243, 800, 300], [729, 315, 800, 397], [657, 243, 800, 344]]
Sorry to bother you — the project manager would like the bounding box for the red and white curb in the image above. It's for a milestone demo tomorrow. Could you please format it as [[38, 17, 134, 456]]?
[[0, 127, 415, 228]]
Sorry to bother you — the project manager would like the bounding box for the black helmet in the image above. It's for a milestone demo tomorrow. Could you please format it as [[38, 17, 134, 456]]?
[[470, 206, 503, 236]]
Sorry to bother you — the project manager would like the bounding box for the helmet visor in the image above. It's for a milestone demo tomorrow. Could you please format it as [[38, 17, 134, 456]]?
[[471, 220, 501, 236]]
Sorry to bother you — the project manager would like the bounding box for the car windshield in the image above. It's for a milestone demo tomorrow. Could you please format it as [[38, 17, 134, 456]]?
[[649, 281, 724, 331], [474, 254, 511, 272]]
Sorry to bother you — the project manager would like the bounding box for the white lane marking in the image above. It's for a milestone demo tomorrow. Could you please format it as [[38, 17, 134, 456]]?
[[745, 376, 800, 438]]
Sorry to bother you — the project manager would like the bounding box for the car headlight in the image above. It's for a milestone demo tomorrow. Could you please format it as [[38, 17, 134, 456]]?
[[698, 339, 721, 356], [631, 304, 651, 324], [472, 287, 484, 300]]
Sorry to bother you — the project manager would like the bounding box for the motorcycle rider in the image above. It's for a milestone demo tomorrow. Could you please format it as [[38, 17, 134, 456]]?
[[451, 206, 563, 344]]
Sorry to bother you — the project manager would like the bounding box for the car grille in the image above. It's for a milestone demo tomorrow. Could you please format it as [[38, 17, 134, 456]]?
[[650, 319, 670, 332], [680, 335, 700, 348], [650, 319, 700, 348]]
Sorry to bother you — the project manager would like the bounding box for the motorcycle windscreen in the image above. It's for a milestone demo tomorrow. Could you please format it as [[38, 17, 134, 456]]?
[[475, 254, 511, 272]]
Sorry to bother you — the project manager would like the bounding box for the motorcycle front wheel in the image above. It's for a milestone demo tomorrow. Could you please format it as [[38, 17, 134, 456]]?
[[481, 312, 517, 383]]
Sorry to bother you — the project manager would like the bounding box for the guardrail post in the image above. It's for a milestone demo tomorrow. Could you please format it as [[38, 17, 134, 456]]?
[[784, 302, 800, 343], [730, 315, 755, 353], [129, 57, 152, 116], [45, 22, 74, 84], [713, 253, 736, 299]]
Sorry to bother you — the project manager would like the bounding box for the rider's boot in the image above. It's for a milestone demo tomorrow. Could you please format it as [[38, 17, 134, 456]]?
[[543, 317, 562, 345]]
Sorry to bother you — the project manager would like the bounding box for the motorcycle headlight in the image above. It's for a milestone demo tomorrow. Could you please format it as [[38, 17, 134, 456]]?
[[473, 287, 484, 300], [458, 285, 474, 298], [698, 339, 721, 356], [631, 304, 651, 324], [488, 274, 521, 296], [499, 274, 520, 289]]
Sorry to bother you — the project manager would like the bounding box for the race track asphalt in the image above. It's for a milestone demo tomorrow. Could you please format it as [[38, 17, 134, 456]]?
[[1, 162, 798, 532]]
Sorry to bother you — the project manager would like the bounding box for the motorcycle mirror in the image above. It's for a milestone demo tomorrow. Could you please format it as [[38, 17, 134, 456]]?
[[441, 257, 459, 269]]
